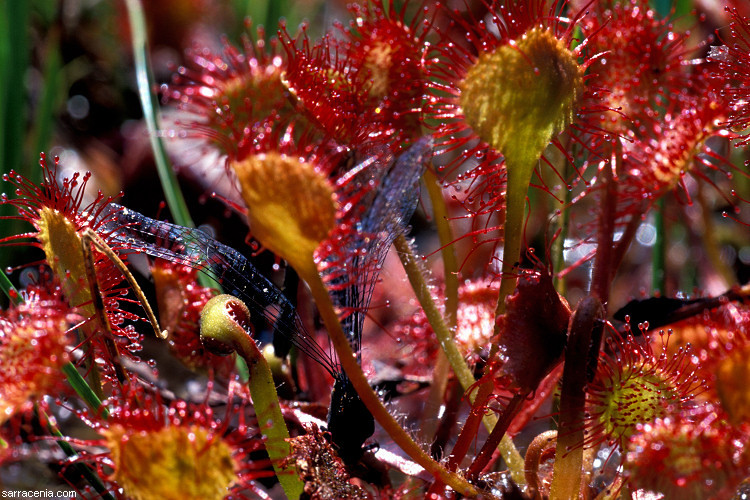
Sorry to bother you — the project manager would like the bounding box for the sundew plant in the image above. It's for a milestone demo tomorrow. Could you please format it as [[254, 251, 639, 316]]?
[[3, 0, 750, 498]]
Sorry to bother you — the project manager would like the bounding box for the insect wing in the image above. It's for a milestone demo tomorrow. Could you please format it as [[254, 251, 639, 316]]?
[[100, 204, 336, 374]]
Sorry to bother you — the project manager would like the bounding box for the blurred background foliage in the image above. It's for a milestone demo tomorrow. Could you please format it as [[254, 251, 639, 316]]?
[[0, 0, 336, 298]]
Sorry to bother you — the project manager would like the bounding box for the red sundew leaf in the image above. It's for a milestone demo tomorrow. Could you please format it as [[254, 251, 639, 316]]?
[[495, 268, 571, 393], [582, 0, 699, 137], [710, 8, 750, 148], [0, 283, 75, 426], [1, 155, 151, 376], [67, 381, 274, 499], [507, 363, 564, 436], [625, 403, 750, 499]]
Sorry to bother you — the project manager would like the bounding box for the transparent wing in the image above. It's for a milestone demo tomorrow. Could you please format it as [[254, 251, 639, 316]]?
[[99, 203, 337, 375], [327, 137, 433, 355]]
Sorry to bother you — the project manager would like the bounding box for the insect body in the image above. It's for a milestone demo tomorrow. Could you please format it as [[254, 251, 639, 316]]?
[[100, 137, 432, 464], [101, 203, 374, 460]]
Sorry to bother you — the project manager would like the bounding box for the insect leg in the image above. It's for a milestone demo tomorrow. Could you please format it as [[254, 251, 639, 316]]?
[[81, 228, 166, 340], [80, 229, 129, 384]]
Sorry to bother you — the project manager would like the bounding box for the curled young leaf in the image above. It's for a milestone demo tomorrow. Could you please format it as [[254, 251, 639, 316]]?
[[496, 268, 571, 393]]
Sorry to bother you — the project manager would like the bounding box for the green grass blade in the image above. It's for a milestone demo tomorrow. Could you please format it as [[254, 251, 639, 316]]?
[[62, 362, 109, 419], [0, 0, 29, 179], [0, 0, 31, 276], [123, 0, 194, 229], [30, 27, 63, 159], [40, 406, 115, 500], [651, 0, 692, 18], [123, 0, 220, 290], [0, 271, 21, 305]]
